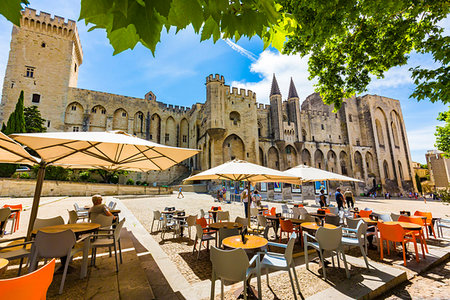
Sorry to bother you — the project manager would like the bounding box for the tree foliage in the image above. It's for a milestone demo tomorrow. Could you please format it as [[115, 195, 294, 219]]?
[[3, 90, 26, 135], [435, 106, 450, 157], [24, 105, 47, 133], [0, 1, 448, 108], [89, 169, 129, 184], [415, 173, 422, 194]]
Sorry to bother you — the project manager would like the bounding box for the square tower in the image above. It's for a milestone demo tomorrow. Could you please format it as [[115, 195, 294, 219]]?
[[0, 8, 83, 131]]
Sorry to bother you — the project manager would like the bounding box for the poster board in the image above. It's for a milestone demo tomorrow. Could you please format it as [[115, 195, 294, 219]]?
[[291, 184, 302, 193], [260, 182, 267, 192], [274, 182, 282, 193], [314, 181, 327, 195]]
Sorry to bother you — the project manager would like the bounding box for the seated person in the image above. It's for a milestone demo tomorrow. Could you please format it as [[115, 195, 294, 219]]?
[[88, 194, 116, 221]]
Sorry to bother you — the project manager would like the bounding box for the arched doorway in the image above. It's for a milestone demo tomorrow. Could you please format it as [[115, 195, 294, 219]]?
[[268, 147, 280, 170], [314, 149, 324, 169], [222, 134, 245, 162]]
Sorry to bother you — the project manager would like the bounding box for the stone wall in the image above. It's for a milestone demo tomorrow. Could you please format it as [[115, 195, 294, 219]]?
[[0, 178, 172, 197]]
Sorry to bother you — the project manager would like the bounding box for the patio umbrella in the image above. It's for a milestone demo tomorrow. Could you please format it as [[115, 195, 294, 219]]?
[[284, 164, 362, 183], [184, 159, 301, 226], [0, 132, 39, 165], [10, 130, 199, 238]]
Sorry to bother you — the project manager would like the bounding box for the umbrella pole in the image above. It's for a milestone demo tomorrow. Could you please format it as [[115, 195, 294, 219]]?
[[26, 163, 46, 240], [247, 184, 251, 227]]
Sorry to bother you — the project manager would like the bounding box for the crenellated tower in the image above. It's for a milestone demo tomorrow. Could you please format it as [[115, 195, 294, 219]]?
[[0, 8, 83, 131], [269, 74, 283, 141]]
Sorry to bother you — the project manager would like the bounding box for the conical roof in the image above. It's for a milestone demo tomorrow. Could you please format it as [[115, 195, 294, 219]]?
[[270, 74, 281, 96], [288, 77, 299, 99]]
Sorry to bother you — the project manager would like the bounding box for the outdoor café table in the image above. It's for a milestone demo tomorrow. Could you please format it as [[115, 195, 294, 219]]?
[[172, 215, 188, 237], [383, 221, 422, 231], [31, 222, 101, 237], [265, 215, 281, 239], [0, 258, 8, 276], [301, 222, 337, 231], [110, 209, 121, 217], [309, 212, 337, 219], [361, 217, 377, 226], [209, 222, 243, 230]]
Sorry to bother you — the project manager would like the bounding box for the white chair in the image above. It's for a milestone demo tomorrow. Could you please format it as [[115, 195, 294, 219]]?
[[328, 207, 339, 215], [436, 218, 450, 238], [390, 213, 401, 221], [256, 233, 301, 299], [151, 210, 163, 232], [180, 215, 198, 239], [91, 214, 114, 229], [210, 246, 258, 300], [73, 203, 89, 221], [217, 211, 230, 222], [161, 214, 178, 240], [0, 207, 11, 237], [218, 227, 239, 248], [235, 216, 248, 227], [0, 236, 33, 275], [250, 207, 259, 224], [83, 218, 125, 274], [282, 204, 292, 218], [304, 227, 350, 280], [33, 216, 65, 230], [29, 230, 88, 294], [193, 224, 215, 259], [345, 217, 378, 250], [107, 201, 117, 210], [377, 214, 392, 222], [67, 210, 78, 224], [342, 220, 370, 269]]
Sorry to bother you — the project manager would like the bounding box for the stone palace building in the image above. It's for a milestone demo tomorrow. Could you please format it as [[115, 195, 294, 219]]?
[[0, 8, 416, 194]]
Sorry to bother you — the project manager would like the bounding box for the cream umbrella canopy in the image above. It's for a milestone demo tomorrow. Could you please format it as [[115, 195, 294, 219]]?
[[10, 131, 199, 238], [0, 132, 39, 165], [284, 164, 362, 183], [184, 159, 302, 226]]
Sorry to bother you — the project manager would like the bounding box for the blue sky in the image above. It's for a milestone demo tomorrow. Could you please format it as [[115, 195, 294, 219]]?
[[0, 1, 447, 164]]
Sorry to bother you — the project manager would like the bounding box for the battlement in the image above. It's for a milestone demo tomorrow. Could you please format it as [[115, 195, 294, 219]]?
[[206, 74, 225, 84], [156, 102, 190, 114], [257, 103, 271, 111], [225, 86, 256, 99], [20, 8, 83, 64], [300, 109, 329, 117]]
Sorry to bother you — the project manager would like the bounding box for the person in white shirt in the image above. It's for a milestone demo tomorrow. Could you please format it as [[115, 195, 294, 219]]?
[[241, 188, 249, 217]]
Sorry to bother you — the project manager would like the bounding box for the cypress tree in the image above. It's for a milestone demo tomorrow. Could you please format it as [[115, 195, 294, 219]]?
[[4, 90, 26, 134], [415, 173, 423, 194], [1, 123, 6, 133]]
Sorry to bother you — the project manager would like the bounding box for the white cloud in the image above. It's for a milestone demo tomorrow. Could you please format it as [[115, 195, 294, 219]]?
[[230, 50, 316, 104]]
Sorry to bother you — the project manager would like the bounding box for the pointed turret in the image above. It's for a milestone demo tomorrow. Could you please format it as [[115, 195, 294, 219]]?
[[270, 74, 281, 96], [288, 77, 299, 99]]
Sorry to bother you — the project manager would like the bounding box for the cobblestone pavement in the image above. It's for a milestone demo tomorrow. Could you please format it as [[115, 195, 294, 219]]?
[[378, 259, 450, 300]]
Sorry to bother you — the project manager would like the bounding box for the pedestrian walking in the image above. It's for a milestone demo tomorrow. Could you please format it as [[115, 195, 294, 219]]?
[[177, 186, 184, 198], [335, 188, 345, 210], [343, 188, 354, 209]]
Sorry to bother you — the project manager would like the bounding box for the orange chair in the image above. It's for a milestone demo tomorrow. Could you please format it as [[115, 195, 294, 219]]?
[[279, 219, 298, 243], [270, 207, 276, 216], [0, 258, 55, 299], [398, 215, 428, 257], [262, 210, 270, 216], [377, 221, 419, 266], [3, 204, 22, 233], [414, 211, 437, 239], [359, 210, 372, 218], [196, 218, 215, 234]]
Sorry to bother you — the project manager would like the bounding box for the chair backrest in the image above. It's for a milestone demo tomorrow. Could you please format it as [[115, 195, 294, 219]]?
[[279, 219, 293, 232], [363, 207, 372, 211], [3, 204, 22, 211], [67, 210, 78, 224], [270, 207, 276, 216], [345, 217, 362, 229], [325, 215, 340, 226], [113, 218, 126, 240], [414, 211, 432, 223], [210, 247, 249, 282], [217, 211, 230, 222], [73, 203, 81, 211], [390, 213, 401, 221], [200, 209, 206, 218], [304, 214, 316, 222], [196, 217, 208, 228], [186, 215, 197, 226], [91, 214, 114, 228], [359, 210, 372, 218], [153, 210, 161, 220], [328, 207, 339, 215], [398, 215, 424, 226], [108, 201, 117, 210], [377, 221, 405, 242], [195, 223, 204, 239], [355, 220, 368, 244], [257, 215, 267, 227], [250, 207, 259, 217], [0, 258, 55, 300], [34, 230, 76, 258], [263, 210, 270, 216], [33, 216, 65, 230], [292, 207, 302, 219], [235, 217, 248, 226], [0, 207, 11, 222], [377, 214, 392, 222], [284, 232, 297, 265], [218, 227, 239, 247], [315, 227, 343, 251]]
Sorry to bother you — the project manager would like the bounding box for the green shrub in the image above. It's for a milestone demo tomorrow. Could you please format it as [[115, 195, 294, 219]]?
[[136, 180, 141, 185], [110, 174, 119, 184], [0, 164, 18, 178], [126, 178, 134, 185], [439, 187, 450, 203], [19, 172, 30, 179], [79, 171, 90, 181]]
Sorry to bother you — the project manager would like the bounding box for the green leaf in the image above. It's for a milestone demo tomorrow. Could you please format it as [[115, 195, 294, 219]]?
[[0, 0, 28, 26]]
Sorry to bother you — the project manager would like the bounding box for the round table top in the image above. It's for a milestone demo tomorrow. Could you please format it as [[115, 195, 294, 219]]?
[[301, 222, 337, 230], [110, 209, 121, 214], [286, 218, 306, 225], [361, 217, 378, 225], [172, 215, 188, 220], [209, 222, 243, 230], [222, 235, 268, 250], [31, 222, 101, 235], [0, 258, 8, 275], [384, 221, 422, 230], [265, 215, 280, 220]]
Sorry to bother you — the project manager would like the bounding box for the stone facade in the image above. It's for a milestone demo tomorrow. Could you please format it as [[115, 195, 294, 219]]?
[[426, 150, 450, 189], [0, 9, 416, 193]]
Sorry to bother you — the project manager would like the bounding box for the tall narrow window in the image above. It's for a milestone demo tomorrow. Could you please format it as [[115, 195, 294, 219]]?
[[32, 94, 40, 103], [165, 133, 169, 142], [349, 114, 353, 122]]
